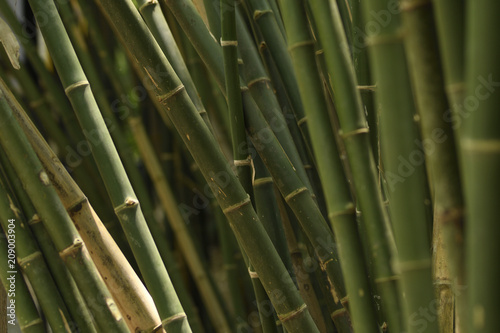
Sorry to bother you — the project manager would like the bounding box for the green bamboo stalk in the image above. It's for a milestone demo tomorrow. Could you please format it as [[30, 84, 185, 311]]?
[[0, 174, 75, 333], [26, 1, 189, 330], [162, 0, 347, 314], [400, 2, 463, 332], [463, 2, 500, 332], [431, 3, 467, 330], [0, 88, 128, 332], [277, 1, 380, 332], [128, 118, 232, 332], [136, 0, 215, 134], [0, 151, 97, 333], [359, 1, 441, 332], [0, 230, 46, 333], [93, 0, 320, 331], [234, 6, 315, 197], [2, 78, 164, 333], [244, 0, 312, 147], [308, 1, 407, 332], [221, 0, 255, 328], [276, 196, 332, 333]]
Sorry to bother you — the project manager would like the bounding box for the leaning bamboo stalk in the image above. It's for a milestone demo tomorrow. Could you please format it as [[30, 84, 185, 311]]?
[[0, 88, 128, 332], [136, 0, 215, 134], [463, 2, 500, 332], [93, 0, 320, 331], [278, 1, 380, 332], [244, 0, 311, 146], [0, 152, 97, 333], [160, 0, 348, 315], [2, 78, 164, 333], [0, 230, 46, 333], [0, 175, 75, 333], [307, 1, 404, 332], [26, 1, 189, 330], [400, 1, 463, 332], [128, 118, 232, 332]]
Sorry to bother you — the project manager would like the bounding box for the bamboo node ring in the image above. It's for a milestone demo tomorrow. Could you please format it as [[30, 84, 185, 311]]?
[[223, 196, 251, 214], [65, 80, 89, 95], [284, 187, 308, 203], [59, 238, 84, 259], [248, 267, 259, 279], [253, 177, 273, 187], [278, 303, 308, 323], [253, 10, 272, 21], [162, 313, 187, 325], [157, 85, 185, 104], [220, 39, 238, 47], [288, 40, 315, 52], [297, 116, 308, 126], [247, 77, 271, 88], [17, 251, 42, 266], [340, 127, 369, 140]]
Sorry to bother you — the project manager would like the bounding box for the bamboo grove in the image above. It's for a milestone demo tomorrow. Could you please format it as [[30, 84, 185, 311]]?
[[0, 0, 498, 332]]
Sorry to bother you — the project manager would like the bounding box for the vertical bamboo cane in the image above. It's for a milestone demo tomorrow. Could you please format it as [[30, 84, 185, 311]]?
[[463, 1, 500, 332]]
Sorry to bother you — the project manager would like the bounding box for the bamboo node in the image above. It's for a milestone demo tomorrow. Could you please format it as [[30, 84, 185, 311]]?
[[240, 85, 250, 92], [253, 10, 272, 21], [222, 195, 251, 214], [461, 139, 500, 153], [357, 85, 377, 91], [288, 40, 315, 52], [220, 39, 238, 47], [284, 187, 308, 203], [157, 85, 185, 105], [397, 258, 432, 273], [315, 49, 324, 56], [400, 0, 432, 12], [162, 313, 187, 325], [234, 158, 252, 167], [17, 251, 42, 267], [247, 76, 271, 89], [59, 238, 84, 260], [253, 177, 273, 187], [115, 197, 139, 213], [328, 203, 356, 219], [28, 213, 42, 225], [365, 31, 404, 46], [38, 170, 50, 186], [297, 116, 308, 126], [340, 295, 350, 306], [340, 127, 369, 140], [139, 0, 157, 12], [331, 307, 347, 319], [20, 318, 44, 330], [248, 267, 259, 279], [64, 80, 89, 95], [278, 303, 308, 323]]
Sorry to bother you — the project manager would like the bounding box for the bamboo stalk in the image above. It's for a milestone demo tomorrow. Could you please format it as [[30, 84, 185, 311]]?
[[0, 148, 98, 333], [431, 2, 467, 329], [0, 174, 75, 333], [94, 0, 320, 331], [0, 88, 128, 332], [277, 1, 382, 332], [307, 2, 404, 332], [2, 79, 164, 333], [0, 229, 46, 333], [245, 0, 312, 147], [463, 2, 500, 332], [25, 1, 190, 330], [400, 1, 463, 332]]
